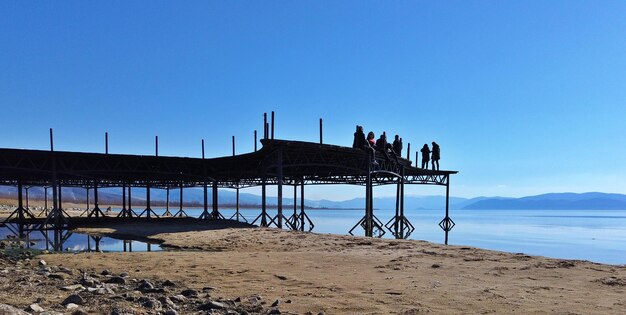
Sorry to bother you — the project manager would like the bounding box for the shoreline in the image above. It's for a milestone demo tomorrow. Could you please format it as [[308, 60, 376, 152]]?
[[1, 219, 625, 314]]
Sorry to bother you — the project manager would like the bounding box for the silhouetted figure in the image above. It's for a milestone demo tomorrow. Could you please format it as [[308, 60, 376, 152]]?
[[431, 141, 440, 171], [353, 125, 366, 148], [420, 144, 430, 169], [366, 131, 376, 147], [376, 132, 399, 163], [392, 135, 402, 157], [354, 125, 376, 164]]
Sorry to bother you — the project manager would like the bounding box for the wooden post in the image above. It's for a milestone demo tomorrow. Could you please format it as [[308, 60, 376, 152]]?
[[271, 111, 275, 139], [319, 118, 323, 144], [277, 150, 283, 228]]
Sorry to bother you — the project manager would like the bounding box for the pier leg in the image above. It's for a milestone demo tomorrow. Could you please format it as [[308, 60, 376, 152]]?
[[199, 181, 210, 219], [88, 181, 105, 218], [276, 151, 284, 228], [365, 169, 373, 237], [300, 180, 305, 231], [174, 182, 188, 217], [139, 183, 159, 218], [438, 175, 455, 245], [6, 182, 36, 223], [261, 179, 267, 227], [236, 188, 240, 221], [163, 187, 172, 216], [211, 182, 222, 219], [400, 169, 406, 238]]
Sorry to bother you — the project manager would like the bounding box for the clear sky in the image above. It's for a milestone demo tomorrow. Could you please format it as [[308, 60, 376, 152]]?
[[1, 1, 625, 200]]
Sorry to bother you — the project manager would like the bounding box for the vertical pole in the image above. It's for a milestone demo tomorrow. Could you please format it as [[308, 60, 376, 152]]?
[[155, 136, 159, 156], [254, 130, 258, 152], [127, 185, 133, 216], [261, 178, 267, 227], [146, 182, 151, 219], [400, 167, 405, 238], [416, 151, 419, 167], [395, 178, 400, 237], [202, 181, 208, 218], [105, 132, 109, 154], [212, 181, 218, 219], [265, 123, 269, 141], [17, 182, 24, 223], [179, 182, 183, 216], [86, 187, 90, 214], [49, 128, 54, 151], [407, 143, 411, 160], [232, 136, 235, 156], [121, 183, 127, 217], [44, 187, 48, 212], [271, 111, 275, 139], [25, 186, 29, 212], [300, 179, 305, 231], [319, 118, 323, 144], [263, 113, 268, 139], [445, 175, 450, 245], [236, 188, 240, 221], [277, 150, 283, 228], [166, 187, 170, 216], [365, 168, 372, 237], [202, 139, 205, 159], [293, 184, 297, 229], [94, 181, 100, 218]]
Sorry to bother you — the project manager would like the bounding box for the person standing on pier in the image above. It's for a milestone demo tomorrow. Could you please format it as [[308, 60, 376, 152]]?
[[431, 141, 440, 170], [392, 135, 402, 157], [420, 144, 430, 169], [354, 126, 377, 164]]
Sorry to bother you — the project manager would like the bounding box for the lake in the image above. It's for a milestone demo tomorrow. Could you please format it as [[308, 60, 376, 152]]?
[[181, 207, 626, 265]]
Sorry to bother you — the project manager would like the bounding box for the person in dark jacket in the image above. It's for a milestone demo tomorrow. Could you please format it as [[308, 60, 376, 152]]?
[[420, 144, 430, 169], [392, 135, 402, 157], [353, 125, 366, 149], [431, 141, 440, 170], [376, 132, 399, 162], [353, 126, 377, 164]]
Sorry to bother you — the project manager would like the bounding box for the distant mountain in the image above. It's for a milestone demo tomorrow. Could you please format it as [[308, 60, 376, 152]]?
[[462, 192, 626, 210], [2, 186, 626, 210]]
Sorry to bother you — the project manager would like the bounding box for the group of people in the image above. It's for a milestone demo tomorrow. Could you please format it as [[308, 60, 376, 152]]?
[[352, 125, 441, 170]]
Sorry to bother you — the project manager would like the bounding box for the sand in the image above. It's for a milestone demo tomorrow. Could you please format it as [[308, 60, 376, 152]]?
[[10, 219, 619, 314]]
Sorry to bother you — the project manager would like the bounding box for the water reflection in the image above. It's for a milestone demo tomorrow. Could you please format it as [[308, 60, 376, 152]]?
[[0, 223, 161, 253]]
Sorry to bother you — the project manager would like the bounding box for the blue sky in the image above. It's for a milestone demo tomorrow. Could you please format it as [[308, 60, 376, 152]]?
[[1, 1, 625, 200]]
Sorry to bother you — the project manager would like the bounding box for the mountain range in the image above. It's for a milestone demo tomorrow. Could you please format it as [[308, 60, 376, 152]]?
[[1, 186, 626, 210]]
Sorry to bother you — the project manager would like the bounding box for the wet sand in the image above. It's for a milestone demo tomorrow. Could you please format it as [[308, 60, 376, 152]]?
[[14, 220, 621, 314]]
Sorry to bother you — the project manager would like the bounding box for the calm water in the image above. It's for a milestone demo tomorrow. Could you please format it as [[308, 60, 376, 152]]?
[[0, 224, 161, 252], [2, 208, 625, 264], [182, 207, 626, 265]]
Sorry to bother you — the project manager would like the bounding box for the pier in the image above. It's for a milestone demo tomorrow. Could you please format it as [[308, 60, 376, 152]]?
[[0, 115, 457, 243]]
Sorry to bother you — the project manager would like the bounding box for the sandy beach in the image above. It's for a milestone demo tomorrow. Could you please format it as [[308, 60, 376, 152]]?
[[1, 216, 625, 314]]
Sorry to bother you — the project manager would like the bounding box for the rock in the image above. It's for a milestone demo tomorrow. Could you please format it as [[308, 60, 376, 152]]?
[[267, 308, 281, 315], [158, 296, 174, 307], [137, 280, 154, 292], [199, 301, 226, 310], [274, 274, 288, 280], [431, 264, 441, 268], [61, 294, 84, 306], [71, 310, 88, 315], [65, 303, 79, 310], [81, 277, 99, 287], [163, 310, 178, 315], [0, 304, 31, 315], [139, 297, 161, 309], [170, 295, 187, 303], [180, 289, 198, 298], [101, 269, 111, 276], [106, 276, 126, 284], [38, 260, 47, 267], [162, 280, 176, 287], [61, 284, 85, 292], [28, 303, 45, 312]]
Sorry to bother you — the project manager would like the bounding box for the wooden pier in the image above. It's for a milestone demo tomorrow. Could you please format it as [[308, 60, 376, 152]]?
[[0, 118, 457, 243]]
